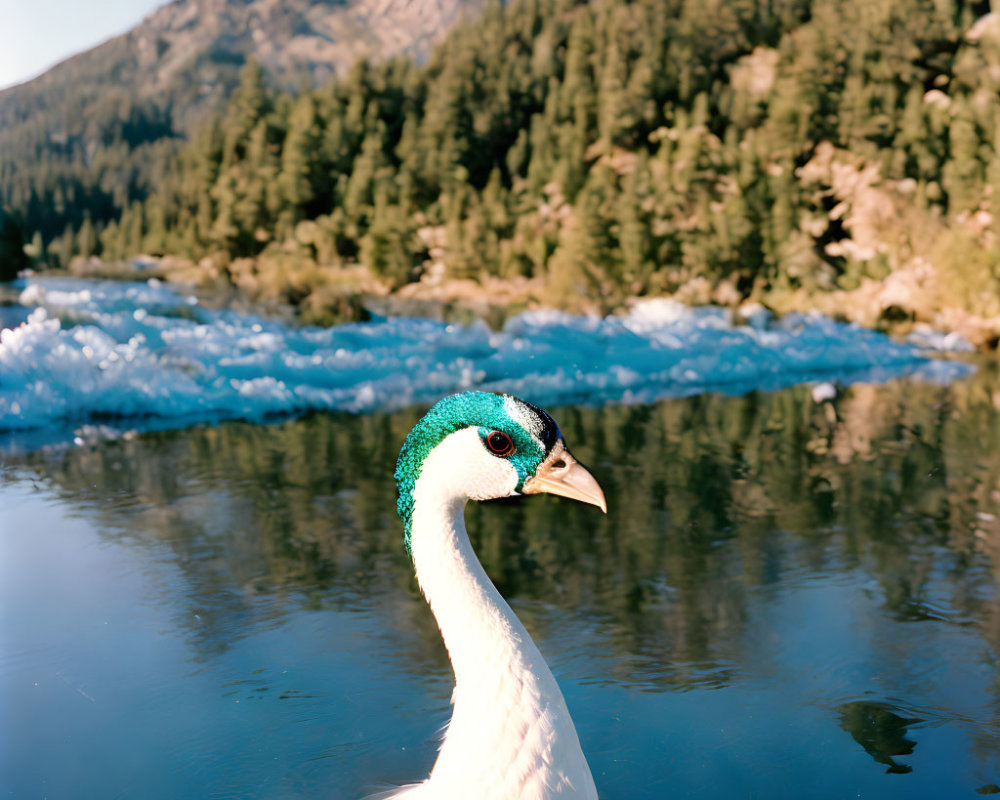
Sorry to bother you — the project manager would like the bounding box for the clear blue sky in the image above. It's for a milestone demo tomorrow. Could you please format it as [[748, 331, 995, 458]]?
[[0, 0, 165, 89]]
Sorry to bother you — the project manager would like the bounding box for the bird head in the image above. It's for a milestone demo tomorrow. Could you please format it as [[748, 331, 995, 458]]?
[[395, 392, 606, 555]]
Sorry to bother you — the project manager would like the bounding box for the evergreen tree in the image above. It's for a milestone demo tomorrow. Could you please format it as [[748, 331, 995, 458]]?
[[0, 207, 29, 280], [76, 215, 97, 259], [278, 94, 324, 226]]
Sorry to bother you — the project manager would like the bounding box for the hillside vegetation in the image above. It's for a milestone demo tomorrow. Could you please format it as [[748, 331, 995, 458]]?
[[10, 0, 1000, 341], [0, 0, 485, 251]]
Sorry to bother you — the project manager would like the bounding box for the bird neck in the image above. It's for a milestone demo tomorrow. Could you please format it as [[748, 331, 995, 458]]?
[[407, 480, 597, 797], [409, 489, 534, 698]]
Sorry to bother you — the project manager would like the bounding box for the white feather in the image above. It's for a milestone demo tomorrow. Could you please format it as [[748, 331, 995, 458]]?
[[503, 395, 547, 450]]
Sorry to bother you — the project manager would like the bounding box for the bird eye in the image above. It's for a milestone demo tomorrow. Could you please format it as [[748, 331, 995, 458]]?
[[485, 430, 515, 457]]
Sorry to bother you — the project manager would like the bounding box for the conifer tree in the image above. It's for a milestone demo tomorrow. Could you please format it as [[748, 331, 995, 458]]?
[[279, 93, 323, 224], [0, 208, 29, 280], [76, 215, 97, 259]]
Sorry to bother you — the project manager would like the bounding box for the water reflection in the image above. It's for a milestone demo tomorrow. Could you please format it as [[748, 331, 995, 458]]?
[[837, 701, 922, 774], [5, 358, 1000, 796], [12, 364, 1000, 670]]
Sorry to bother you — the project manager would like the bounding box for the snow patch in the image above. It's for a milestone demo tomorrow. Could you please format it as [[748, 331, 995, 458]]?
[[906, 325, 976, 353]]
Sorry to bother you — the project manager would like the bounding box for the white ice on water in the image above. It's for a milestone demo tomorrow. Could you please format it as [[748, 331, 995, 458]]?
[[0, 277, 973, 439]]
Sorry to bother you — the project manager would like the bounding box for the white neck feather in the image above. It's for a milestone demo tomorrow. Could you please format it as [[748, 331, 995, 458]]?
[[406, 429, 598, 800]]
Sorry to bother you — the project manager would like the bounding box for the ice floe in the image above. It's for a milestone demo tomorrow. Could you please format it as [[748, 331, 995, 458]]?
[[0, 277, 974, 444]]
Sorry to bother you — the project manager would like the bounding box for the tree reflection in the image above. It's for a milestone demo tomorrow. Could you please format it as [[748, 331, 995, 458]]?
[[12, 362, 1000, 705], [837, 701, 921, 774]]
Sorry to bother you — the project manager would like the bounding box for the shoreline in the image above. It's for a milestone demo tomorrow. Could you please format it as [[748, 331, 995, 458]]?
[[5, 253, 991, 353]]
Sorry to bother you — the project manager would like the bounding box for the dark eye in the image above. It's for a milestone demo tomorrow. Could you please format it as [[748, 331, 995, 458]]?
[[485, 430, 515, 457]]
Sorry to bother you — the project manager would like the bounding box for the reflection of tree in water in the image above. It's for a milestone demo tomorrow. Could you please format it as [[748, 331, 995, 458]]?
[[18, 410, 444, 663], [14, 364, 1000, 693], [837, 700, 922, 774]]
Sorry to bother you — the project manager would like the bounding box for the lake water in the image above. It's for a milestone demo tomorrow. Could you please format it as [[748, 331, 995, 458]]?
[[4, 358, 1000, 798]]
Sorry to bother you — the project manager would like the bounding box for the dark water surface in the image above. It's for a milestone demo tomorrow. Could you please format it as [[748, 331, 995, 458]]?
[[4, 364, 1000, 798]]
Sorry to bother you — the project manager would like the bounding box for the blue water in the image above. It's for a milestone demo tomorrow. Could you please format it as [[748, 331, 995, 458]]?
[[4, 368, 1000, 797]]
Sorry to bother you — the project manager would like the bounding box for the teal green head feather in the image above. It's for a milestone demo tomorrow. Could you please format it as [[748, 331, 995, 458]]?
[[395, 391, 563, 556]]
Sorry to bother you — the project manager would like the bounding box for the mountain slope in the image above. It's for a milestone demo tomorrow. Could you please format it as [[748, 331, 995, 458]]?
[[0, 0, 486, 246], [72, 0, 488, 133]]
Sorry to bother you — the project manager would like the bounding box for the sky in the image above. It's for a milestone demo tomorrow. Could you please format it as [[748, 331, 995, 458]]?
[[0, 0, 165, 90]]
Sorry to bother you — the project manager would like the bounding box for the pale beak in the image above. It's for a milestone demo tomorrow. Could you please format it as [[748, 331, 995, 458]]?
[[522, 442, 607, 513]]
